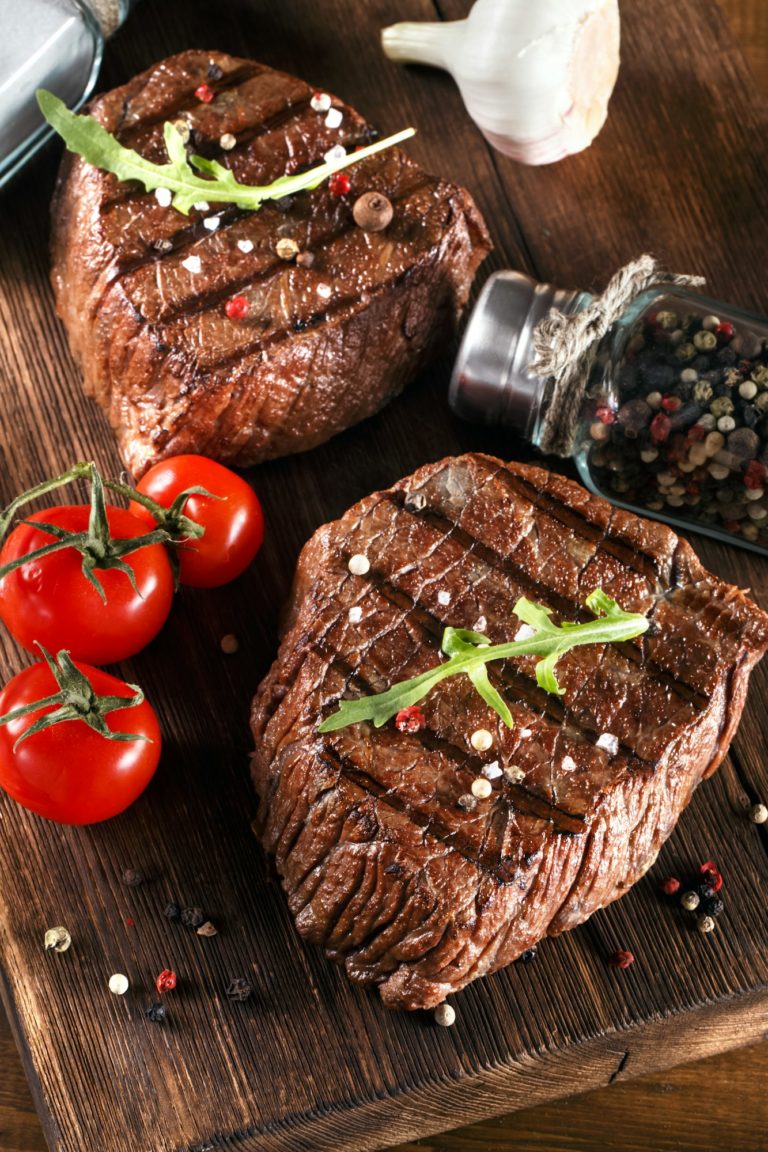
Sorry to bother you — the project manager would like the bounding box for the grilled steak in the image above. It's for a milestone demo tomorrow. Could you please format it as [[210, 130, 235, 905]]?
[[251, 454, 768, 1010], [50, 51, 490, 477]]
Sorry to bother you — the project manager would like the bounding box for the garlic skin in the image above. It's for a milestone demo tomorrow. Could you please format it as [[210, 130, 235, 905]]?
[[382, 0, 620, 166]]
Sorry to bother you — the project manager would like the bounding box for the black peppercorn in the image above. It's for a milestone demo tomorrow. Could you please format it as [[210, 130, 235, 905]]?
[[163, 902, 181, 921], [181, 906, 205, 929], [145, 1002, 167, 1023], [122, 868, 144, 887], [519, 947, 538, 963], [226, 978, 252, 1002], [701, 895, 724, 918]]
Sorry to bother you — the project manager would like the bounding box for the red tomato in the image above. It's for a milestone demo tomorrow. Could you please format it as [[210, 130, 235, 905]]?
[[131, 455, 264, 588], [0, 661, 160, 824], [0, 506, 174, 664]]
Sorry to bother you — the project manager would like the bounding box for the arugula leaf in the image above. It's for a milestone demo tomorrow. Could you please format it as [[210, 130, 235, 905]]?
[[37, 89, 415, 216], [318, 589, 649, 733]]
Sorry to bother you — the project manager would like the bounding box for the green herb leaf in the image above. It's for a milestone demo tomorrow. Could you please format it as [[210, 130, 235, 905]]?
[[318, 589, 649, 734], [37, 89, 415, 216]]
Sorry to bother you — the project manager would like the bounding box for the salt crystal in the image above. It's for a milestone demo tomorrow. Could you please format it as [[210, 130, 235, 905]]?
[[203, 216, 220, 231], [181, 255, 202, 274], [437, 590, 451, 606], [219, 132, 237, 150], [193, 200, 210, 212], [482, 761, 502, 780], [473, 615, 487, 632], [596, 732, 619, 755], [519, 728, 532, 738], [317, 283, 332, 299], [348, 606, 363, 623], [561, 755, 577, 772], [514, 623, 536, 641], [311, 92, 332, 113], [237, 239, 254, 254], [154, 187, 172, 207], [324, 145, 346, 164], [325, 107, 343, 129]]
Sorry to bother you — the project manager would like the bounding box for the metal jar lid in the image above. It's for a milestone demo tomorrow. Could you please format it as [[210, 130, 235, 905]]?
[[449, 270, 586, 438]]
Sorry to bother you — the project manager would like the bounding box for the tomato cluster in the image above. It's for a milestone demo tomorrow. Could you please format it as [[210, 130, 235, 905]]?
[[0, 456, 264, 824]]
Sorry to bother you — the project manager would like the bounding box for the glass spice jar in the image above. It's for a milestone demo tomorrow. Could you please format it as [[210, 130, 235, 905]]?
[[450, 267, 768, 554], [0, 0, 138, 188]]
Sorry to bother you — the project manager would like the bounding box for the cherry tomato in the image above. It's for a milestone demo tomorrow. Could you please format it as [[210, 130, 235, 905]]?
[[131, 455, 264, 588], [0, 660, 160, 824], [0, 506, 174, 664]]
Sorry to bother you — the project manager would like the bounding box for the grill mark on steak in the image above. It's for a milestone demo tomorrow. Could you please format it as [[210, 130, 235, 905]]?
[[319, 745, 531, 883], [336, 522, 688, 766], [384, 485, 709, 711], [110, 169, 435, 327], [498, 467, 670, 586], [115, 62, 267, 143]]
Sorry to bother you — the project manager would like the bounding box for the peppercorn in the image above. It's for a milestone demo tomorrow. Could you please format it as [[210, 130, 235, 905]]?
[[156, 969, 177, 994], [121, 868, 144, 887], [352, 191, 394, 232], [681, 890, 700, 911], [749, 802, 768, 824], [693, 380, 714, 403], [693, 330, 717, 352], [607, 950, 635, 969], [659, 876, 681, 895], [163, 902, 181, 921], [674, 343, 696, 362], [433, 1003, 456, 1027], [395, 705, 426, 733], [181, 906, 205, 928], [145, 1002, 167, 1023], [697, 915, 716, 934], [710, 396, 735, 419], [519, 947, 538, 963], [328, 172, 352, 197], [701, 895, 724, 918], [226, 978, 252, 1001], [699, 861, 723, 890]]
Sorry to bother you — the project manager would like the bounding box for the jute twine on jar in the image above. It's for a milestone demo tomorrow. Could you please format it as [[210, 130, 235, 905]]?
[[530, 254, 706, 457]]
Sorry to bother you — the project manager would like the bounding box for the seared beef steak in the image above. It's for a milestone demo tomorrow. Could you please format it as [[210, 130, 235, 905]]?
[[251, 455, 768, 1010], [50, 51, 490, 476]]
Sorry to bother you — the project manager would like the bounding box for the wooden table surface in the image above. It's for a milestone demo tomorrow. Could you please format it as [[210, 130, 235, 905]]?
[[2, 2, 768, 1151]]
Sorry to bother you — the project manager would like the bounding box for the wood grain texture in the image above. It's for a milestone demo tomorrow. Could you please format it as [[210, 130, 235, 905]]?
[[1, 1, 768, 1151]]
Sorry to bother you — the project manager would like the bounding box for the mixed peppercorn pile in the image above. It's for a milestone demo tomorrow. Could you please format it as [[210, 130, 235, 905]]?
[[585, 303, 768, 545]]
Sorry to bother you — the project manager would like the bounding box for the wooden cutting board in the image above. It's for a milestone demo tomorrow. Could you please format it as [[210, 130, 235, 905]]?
[[1, 2, 767, 1150]]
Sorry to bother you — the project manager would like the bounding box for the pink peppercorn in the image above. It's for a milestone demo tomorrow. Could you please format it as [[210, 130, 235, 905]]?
[[650, 413, 671, 443], [608, 950, 635, 970], [715, 322, 734, 343], [595, 405, 616, 424], [395, 705, 426, 733], [659, 876, 681, 895], [700, 861, 723, 891], [155, 969, 177, 993], [225, 295, 249, 320], [660, 395, 681, 412], [194, 83, 214, 103], [329, 173, 352, 197]]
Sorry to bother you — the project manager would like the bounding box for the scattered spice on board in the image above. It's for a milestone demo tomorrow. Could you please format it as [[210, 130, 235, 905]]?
[[156, 969, 177, 994], [44, 926, 71, 953], [145, 1002, 167, 1023], [121, 868, 144, 887], [181, 906, 205, 929], [226, 978, 252, 1002], [607, 950, 635, 970]]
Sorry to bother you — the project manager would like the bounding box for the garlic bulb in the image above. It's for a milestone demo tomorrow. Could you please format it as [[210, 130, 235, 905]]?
[[382, 0, 620, 166]]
